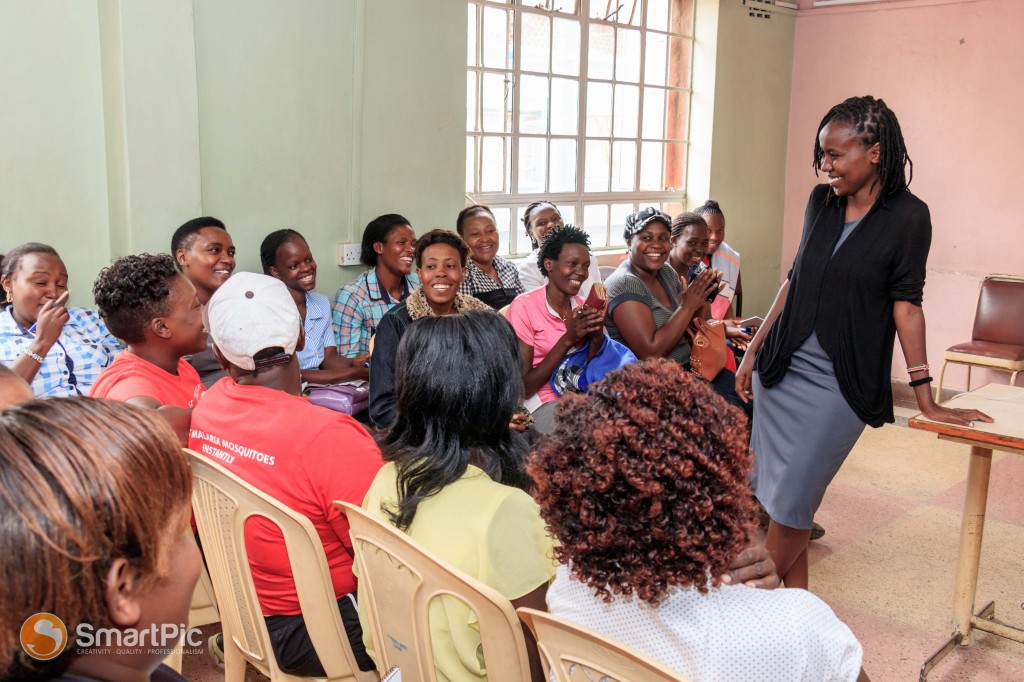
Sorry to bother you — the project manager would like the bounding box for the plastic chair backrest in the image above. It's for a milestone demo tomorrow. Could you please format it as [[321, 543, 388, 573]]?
[[972, 274, 1024, 346], [337, 500, 532, 682], [517, 608, 691, 682], [187, 450, 373, 682]]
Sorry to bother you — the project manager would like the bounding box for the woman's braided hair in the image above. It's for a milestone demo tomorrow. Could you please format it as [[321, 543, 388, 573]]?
[[813, 95, 912, 198]]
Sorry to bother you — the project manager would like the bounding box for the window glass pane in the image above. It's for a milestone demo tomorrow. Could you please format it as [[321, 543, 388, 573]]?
[[521, 13, 550, 73], [468, 5, 477, 66], [586, 81, 612, 137], [646, 0, 669, 31], [626, 0, 643, 27], [613, 84, 639, 138], [612, 141, 636, 192], [519, 75, 549, 135], [466, 136, 476, 193], [518, 136, 547, 193], [550, 78, 579, 136], [583, 204, 609, 248], [467, 73, 478, 132], [642, 87, 665, 139], [615, 28, 640, 83], [482, 7, 512, 69], [662, 201, 684, 218], [551, 18, 581, 76], [639, 141, 663, 191], [610, 203, 634, 246], [665, 87, 689, 140], [587, 24, 614, 80], [668, 35, 692, 90], [481, 136, 508, 192], [549, 138, 577, 193], [492, 207, 512, 257], [584, 139, 610, 192], [644, 32, 667, 86], [665, 142, 685, 191], [558, 205, 576, 226], [482, 72, 511, 133]]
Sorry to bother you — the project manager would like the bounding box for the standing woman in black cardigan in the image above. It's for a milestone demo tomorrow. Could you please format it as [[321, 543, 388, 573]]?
[[735, 96, 991, 590]]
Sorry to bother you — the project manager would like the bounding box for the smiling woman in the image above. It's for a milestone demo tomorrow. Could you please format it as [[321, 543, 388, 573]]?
[[0, 243, 121, 398], [602, 209, 749, 415], [367, 230, 493, 429], [171, 216, 237, 388], [261, 229, 369, 386], [456, 204, 525, 310]]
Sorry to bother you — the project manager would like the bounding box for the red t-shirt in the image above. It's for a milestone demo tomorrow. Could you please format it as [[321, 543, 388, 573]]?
[[188, 380, 383, 616], [91, 351, 205, 408]]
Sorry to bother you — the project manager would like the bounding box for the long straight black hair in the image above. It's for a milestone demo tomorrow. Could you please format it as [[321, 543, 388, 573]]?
[[380, 310, 530, 530]]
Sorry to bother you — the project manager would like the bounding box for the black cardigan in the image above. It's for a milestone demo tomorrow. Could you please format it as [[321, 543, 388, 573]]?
[[755, 183, 932, 427]]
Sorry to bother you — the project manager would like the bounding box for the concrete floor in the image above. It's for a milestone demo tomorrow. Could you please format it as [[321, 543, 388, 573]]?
[[181, 408, 1024, 681]]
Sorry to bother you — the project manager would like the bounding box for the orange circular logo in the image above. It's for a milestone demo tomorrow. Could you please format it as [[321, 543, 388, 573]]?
[[20, 613, 68, 661]]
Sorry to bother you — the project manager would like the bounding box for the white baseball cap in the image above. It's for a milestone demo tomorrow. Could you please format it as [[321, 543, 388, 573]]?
[[206, 272, 300, 371]]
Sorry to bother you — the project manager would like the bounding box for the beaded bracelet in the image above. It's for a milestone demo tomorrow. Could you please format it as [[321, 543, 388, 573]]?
[[21, 349, 44, 364], [909, 376, 933, 388], [906, 363, 930, 373]]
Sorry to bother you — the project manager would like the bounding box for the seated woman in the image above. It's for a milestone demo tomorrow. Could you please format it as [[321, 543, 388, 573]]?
[[0, 398, 200, 681], [261, 229, 369, 384], [91, 253, 208, 444], [667, 212, 752, 365], [530, 360, 867, 682], [0, 243, 121, 398], [361, 310, 552, 682], [171, 216, 236, 388], [516, 201, 602, 298], [604, 208, 750, 416], [332, 214, 418, 358], [696, 199, 743, 319], [368, 229, 490, 428], [456, 204, 525, 310]]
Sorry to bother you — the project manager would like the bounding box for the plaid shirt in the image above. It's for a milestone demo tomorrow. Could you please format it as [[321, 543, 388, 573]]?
[[332, 270, 419, 358], [459, 255, 525, 298], [0, 306, 122, 398]]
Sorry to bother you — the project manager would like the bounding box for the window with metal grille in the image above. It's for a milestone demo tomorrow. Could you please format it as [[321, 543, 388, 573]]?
[[467, 0, 695, 256]]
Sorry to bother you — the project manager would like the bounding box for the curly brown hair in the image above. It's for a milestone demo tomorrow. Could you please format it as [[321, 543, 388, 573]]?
[[528, 358, 756, 606]]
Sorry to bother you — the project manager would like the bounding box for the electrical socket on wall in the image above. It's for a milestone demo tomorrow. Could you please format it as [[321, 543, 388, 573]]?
[[338, 243, 361, 266]]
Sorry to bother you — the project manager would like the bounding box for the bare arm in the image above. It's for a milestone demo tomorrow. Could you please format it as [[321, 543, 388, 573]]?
[[613, 268, 717, 360], [519, 309, 603, 398], [734, 279, 790, 402], [893, 301, 992, 426], [124, 396, 192, 446], [9, 303, 69, 385]]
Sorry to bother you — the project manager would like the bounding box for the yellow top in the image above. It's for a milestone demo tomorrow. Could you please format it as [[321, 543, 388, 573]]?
[[359, 462, 556, 682]]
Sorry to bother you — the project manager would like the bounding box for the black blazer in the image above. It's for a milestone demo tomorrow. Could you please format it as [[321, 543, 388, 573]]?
[[756, 183, 932, 427]]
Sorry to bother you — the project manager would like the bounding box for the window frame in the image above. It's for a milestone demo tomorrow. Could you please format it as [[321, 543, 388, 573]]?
[[466, 0, 695, 256]]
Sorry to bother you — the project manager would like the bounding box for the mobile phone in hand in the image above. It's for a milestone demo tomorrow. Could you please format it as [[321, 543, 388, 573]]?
[[686, 263, 719, 304]]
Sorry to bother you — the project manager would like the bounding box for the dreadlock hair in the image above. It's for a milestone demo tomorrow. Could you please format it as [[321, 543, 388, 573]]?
[[694, 200, 723, 219], [813, 95, 912, 198], [537, 224, 590, 277]]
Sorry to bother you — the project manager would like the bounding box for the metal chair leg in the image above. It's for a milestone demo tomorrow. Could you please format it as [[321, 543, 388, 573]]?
[[966, 365, 972, 392]]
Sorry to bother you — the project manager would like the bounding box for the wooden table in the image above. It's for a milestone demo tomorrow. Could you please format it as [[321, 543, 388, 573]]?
[[909, 383, 1024, 681]]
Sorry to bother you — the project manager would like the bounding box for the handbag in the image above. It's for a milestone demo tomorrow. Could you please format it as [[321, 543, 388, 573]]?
[[686, 318, 727, 382], [304, 381, 369, 415]]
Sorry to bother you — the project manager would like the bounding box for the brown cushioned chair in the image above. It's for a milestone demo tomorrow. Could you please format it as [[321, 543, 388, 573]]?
[[936, 274, 1024, 398]]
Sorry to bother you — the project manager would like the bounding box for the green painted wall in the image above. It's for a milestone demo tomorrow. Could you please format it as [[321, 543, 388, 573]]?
[[1, 0, 792, 312], [704, 1, 796, 317]]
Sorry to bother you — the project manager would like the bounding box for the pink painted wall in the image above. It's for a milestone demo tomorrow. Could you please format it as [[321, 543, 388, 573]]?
[[783, 0, 1024, 391]]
